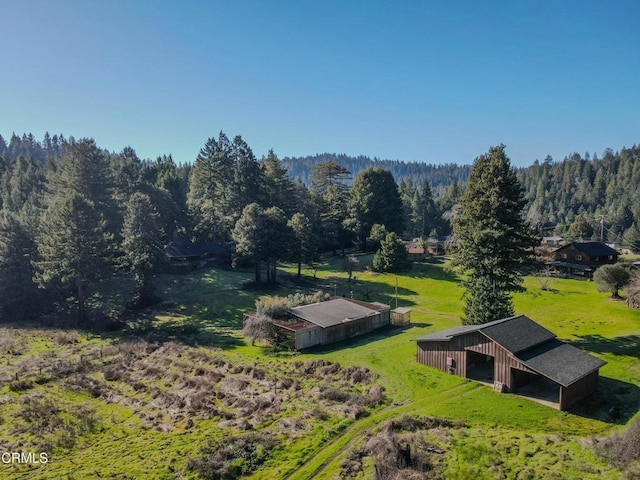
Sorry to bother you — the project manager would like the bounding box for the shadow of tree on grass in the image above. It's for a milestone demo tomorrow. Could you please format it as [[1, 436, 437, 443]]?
[[569, 376, 640, 424], [569, 334, 640, 357]]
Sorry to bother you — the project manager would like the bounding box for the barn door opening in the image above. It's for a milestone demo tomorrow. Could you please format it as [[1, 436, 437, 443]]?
[[466, 351, 495, 384], [511, 368, 560, 405]]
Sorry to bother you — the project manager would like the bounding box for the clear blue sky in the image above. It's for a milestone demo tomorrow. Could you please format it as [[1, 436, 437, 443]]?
[[1, 0, 638, 166]]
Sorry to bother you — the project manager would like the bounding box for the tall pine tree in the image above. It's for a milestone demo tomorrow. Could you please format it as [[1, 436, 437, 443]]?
[[452, 145, 538, 325]]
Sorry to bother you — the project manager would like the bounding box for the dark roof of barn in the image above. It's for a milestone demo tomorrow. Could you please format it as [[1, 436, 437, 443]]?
[[481, 315, 556, 353], [413, 315, 606, 387], [412, 315, 555, 353], [289, 298, 385, 329], [555, 242, 619, 257], [516, 339, 606, 387]]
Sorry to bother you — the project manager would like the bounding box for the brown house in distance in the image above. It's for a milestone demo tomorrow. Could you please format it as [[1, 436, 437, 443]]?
[[547, 241, 619, 278], [413, 315, 606, 410]]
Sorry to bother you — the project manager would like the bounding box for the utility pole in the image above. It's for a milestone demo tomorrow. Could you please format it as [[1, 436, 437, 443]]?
[[395, 276, 398, 309], [600, 215, 605, 242]]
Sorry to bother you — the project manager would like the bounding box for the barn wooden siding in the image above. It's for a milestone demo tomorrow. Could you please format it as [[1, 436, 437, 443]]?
[[416, 331, 537, 390], [294, 326, 323, 350], [559, 370, 599, 410], [321, 312, 388, 345], [293, 310, 391, 349]]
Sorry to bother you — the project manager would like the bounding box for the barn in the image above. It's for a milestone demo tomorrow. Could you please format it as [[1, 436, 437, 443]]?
[[413, 315, 606, 410], [272, 298, 391, 350]]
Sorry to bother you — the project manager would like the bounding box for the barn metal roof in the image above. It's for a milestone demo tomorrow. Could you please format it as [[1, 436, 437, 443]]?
[[289, 298, 384, 329]]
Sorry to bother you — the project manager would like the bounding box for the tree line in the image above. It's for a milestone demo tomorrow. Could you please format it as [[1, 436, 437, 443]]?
[[1, 131, 638, 326], [283, 146, 640, 248], [0, 131, 439, 325]]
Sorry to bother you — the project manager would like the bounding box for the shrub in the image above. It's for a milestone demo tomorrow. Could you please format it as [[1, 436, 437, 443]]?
[[255, 296, 290, 319], [242, 314, 280, 346], [9, 379, 34, 392], [596, 415, 640, 467], [185, 433, 277, 479]]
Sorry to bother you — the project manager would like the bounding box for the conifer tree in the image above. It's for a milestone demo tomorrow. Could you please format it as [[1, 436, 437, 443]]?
[[263, 150, 296, 215], [232, 203, 266, 283], [372, 232, 410, 273], [0, 211, 38, 319], [121, 192, 163, 307], [188, 132, 233, 241], [288, 212, 315, 277], [311, 161, 352, 255], [452, 145, 538, 325], [345, 168, 404, 251], [35, 193, 113, 323]]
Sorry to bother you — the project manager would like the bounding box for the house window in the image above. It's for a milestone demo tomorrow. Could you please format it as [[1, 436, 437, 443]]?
[[609, 255, 614, 260], [594, 256, 600, 261], [576, 254, 583, 261], [562, 253, 568, 259]]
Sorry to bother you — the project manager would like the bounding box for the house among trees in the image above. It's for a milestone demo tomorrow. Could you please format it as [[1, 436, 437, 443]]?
[[547, 241, 619, 278], [541, 236, 564, 247], [164, 238, 232, 267], [413, 315, 606, 410], [268, 297, 391, 350], [406, 246, 427, 262]]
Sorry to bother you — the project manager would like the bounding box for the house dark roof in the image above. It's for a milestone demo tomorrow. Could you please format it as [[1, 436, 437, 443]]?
[[289, 298, 387, 329], [165, 241, 231, 258], [556, 242, 618, 257], [516, 339, 607, 387], [412, 315, 553, 351]]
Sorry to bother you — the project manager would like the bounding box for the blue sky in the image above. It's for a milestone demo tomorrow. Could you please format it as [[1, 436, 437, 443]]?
[[1, 0, 638, 166]]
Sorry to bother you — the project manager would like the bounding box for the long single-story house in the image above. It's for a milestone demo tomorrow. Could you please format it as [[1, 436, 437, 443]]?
[[547, 241, 618, 278], [260, 297, 391, 350], [165, 239, 232, 266], [413, 315, 606, 410]]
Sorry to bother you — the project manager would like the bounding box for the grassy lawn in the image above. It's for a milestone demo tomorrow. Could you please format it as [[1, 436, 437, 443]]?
[[1, 257, 638, 479]]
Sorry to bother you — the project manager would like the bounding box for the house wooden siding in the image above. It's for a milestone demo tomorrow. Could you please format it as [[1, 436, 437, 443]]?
[[417, 331, 536, 389], [554, 243, 618, 267]]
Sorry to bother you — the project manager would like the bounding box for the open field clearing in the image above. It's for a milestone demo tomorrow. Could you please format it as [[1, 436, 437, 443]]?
[[1, 258, 638, 479]]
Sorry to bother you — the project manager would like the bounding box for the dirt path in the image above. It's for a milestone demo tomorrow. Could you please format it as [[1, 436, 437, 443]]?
[[288, 381, 480, 480]]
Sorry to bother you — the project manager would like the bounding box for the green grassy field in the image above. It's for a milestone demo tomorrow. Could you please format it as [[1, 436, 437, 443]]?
[[0, 257, 638, 479]]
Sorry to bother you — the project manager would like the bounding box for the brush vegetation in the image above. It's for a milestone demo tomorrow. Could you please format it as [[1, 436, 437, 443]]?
[[1, 258, 638, 479]]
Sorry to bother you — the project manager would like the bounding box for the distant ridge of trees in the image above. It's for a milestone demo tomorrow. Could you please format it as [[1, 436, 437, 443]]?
[[284, 146, 640, 246], [281, 153, 471, 195]]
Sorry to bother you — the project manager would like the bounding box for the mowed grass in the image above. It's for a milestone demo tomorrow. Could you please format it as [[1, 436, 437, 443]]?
[[1, 257, 638, 479]]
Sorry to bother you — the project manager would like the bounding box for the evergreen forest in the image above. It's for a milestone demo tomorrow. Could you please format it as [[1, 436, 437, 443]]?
[[1, 131, 639, 324]]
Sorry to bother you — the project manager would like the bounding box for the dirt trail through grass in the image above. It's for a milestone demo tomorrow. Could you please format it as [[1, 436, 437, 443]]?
[[287, 381, 481, 480]]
